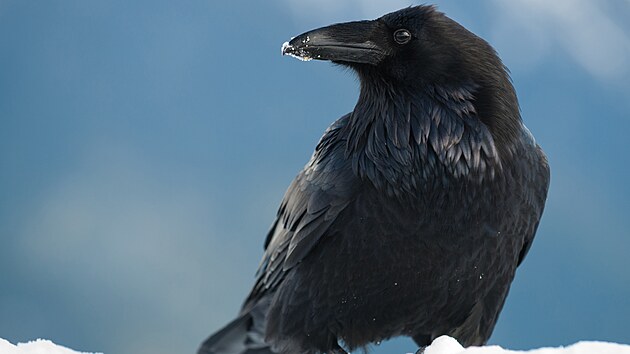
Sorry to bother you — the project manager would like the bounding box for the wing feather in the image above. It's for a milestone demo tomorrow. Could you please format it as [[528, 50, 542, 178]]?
[[248, 114, 359, 303], [515, 135, 550, 266]]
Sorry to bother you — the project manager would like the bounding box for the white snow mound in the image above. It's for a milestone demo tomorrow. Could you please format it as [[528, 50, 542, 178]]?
[[1, 336, 629, 354], [419, 335, 630, 354], [0, 338, 100, 354]]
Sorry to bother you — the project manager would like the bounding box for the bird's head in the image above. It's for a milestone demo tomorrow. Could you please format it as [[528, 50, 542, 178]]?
[[282, 5, 507, 88], [282, 5, 520, 150]]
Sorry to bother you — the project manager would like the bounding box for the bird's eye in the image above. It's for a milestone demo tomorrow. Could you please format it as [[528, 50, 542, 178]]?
[[393, 29, 411, 44]]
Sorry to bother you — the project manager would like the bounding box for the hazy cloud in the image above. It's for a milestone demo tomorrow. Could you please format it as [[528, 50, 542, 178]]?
[[491, 0, 630, 82], [17, 143, 246, 354], [278, 0, 410, 25]]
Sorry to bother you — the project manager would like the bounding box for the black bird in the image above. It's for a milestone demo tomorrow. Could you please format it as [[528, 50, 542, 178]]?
[[199, 5, 549, 354]]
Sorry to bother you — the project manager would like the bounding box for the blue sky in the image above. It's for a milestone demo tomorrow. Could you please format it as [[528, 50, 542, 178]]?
[[0, 1, 629, 353]]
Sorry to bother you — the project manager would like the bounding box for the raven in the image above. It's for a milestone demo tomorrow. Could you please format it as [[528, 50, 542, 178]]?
[[199, 5, 549, 354]]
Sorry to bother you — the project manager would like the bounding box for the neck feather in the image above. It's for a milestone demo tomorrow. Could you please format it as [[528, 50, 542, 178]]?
[[342, 77, 505, 195]]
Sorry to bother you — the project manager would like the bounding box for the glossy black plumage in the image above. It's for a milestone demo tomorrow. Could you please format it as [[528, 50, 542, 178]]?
[[199, 5, 549, 354]]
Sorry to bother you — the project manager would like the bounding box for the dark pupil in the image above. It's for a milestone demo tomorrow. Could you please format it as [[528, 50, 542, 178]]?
[[394, 29, 410, 44]]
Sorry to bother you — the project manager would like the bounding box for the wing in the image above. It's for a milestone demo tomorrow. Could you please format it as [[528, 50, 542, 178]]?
[[515, 134, 550, 267], [245, 114, 360, 305]]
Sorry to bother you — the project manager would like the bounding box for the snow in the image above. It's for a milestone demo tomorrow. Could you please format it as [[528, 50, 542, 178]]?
[[281, 41, 313, 61], [416, 335, 630, 354], [1, 336, 628, 354], [0, 338, 99, 354]]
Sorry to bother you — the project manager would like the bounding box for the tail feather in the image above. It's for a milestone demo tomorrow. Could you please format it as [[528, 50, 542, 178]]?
[[198, 304, 272, 354]]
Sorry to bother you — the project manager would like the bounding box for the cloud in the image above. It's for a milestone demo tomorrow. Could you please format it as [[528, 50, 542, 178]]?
[[277, 0, 410, 25], [491, 0, 629, 82], [16, 142, 247, 354]]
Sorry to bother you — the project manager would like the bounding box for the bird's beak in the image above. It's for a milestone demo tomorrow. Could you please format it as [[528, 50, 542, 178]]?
[[282, 20, 387, 65]]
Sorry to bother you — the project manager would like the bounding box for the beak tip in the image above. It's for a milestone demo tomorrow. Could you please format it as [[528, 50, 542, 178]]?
[[281, 39, 313, 61], [281, 41, 292, 56]]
